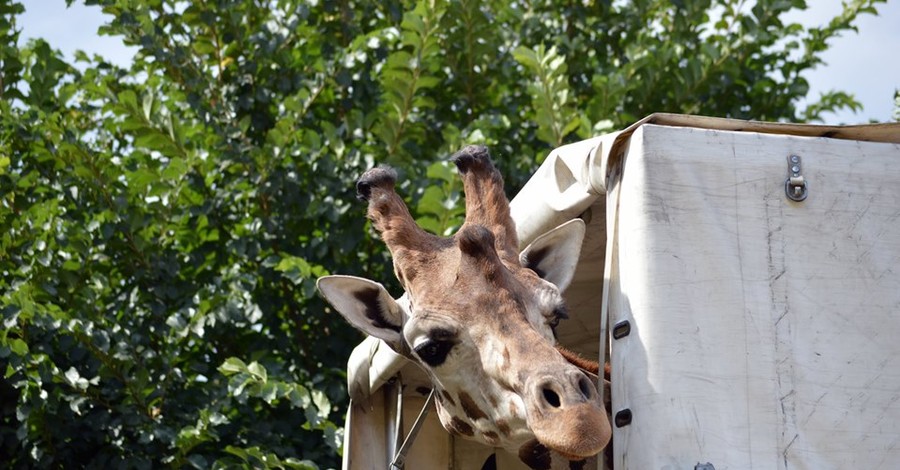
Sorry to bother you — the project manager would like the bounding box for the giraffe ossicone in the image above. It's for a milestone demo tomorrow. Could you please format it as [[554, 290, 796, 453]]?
[[317, 145, 611, 468]]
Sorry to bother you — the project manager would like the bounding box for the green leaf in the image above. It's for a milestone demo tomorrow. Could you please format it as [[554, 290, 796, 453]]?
[[224, 445, 249, 461], [259, 381, 278, 404], [8, 338, 28, 356], [118, 89, 138, 111], [62, 259, 81, 271], [142, 92, 154, 121], [427, 161, 456, 183], [219, 358, 247, 376], [289, 385, 312, 409], [247, 361, 267, 383], [312, 389, 330, 419], [512, 46, 539, 69], [274, 255, 314, 285], [416, 186, 446, 216]]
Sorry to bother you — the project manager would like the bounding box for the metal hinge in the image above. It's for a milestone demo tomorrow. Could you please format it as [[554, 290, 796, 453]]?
[[785, 154, 808, 202]]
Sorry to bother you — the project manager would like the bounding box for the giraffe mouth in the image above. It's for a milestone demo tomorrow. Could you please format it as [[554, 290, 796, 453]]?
[[518, 431, 603, 470]]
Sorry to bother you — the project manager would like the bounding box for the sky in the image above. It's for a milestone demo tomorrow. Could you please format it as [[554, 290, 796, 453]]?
[[16, 1, 900, 125]]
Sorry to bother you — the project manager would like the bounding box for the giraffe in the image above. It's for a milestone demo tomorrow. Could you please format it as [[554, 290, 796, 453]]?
[[317, 145, 611, 469]]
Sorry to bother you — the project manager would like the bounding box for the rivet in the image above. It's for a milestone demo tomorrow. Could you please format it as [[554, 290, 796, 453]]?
[[790, 155, 800, 163], [791, 165, 800, 173]]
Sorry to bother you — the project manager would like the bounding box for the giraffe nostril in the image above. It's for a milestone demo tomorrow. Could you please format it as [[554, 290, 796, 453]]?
[[542, 387, 561, 408], [578, 376, 594, 400]]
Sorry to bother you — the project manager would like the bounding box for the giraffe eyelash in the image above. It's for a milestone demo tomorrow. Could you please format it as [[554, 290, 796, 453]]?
[[553, 305, 569, 321], [546, 305, 568, 329], [412, 328, 458, 367], [414, 339, 455, 366]]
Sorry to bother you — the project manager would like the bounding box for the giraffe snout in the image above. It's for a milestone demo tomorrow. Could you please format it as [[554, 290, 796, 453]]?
[[525, 368, 610, 458]]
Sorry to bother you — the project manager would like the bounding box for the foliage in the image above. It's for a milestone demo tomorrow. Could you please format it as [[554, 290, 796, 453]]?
[[513, 44, 583, 148], [0, 0, 886, 467]]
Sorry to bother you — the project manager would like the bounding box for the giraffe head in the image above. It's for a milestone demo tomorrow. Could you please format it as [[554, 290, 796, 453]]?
[[318, 146, 610, 465]]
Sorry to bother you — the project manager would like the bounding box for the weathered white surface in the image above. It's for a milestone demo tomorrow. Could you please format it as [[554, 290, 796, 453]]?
[[610, 124, 900, 469]]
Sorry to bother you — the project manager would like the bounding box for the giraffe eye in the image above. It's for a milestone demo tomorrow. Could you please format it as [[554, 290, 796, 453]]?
[[546, 305, 568, 329], [414, 339, 454, 367]]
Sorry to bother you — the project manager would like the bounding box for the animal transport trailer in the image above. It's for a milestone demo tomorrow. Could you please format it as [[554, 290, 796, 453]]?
[[341, 113, 900, 469]]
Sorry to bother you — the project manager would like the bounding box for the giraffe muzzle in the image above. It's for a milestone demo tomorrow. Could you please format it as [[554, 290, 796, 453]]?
[[526, 368, 611, 459]]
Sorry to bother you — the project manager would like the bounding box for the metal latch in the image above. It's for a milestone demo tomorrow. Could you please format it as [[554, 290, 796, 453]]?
[[785, 154, 808, 202]]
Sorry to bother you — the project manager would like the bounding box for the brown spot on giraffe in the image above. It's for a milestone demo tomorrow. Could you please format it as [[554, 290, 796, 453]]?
[[487, 393, 499, 408], [519, 439, 552, 470], [441, 390, 456, 407], [509, 400, 521, 417], [496, 419, 512, 437], [317, 146, 611, 467], [483, 431, 500, 445], [449, 416, 474, 437], [458, 391, 489, 421]]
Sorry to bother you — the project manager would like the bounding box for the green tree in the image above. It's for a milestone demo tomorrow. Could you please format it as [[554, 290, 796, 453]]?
[[0, 0, 886, 467]]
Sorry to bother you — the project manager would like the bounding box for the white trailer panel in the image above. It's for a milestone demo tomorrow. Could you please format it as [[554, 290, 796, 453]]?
[[607, 123, 900, 469]]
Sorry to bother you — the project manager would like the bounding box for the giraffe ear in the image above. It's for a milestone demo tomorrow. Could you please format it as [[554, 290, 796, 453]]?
[[317, 275, 405, 347], [519, 219, 585, 292]]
